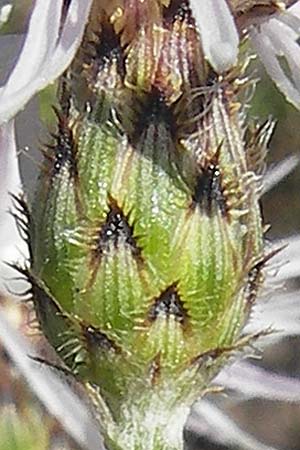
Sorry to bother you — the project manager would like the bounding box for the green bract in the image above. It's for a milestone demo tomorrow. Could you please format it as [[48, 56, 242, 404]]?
[[22, 1, 270, 449]]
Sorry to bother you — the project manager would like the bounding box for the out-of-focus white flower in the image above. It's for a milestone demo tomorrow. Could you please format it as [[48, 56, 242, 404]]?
[[262, 154, 300, 195], [0, 0, 93, 124], [250, 2, 300, 109], [0, 0, 93, 293], [0, 309, 104, 450], [190, 398, 280, 450], [190, 1, 300, 109]]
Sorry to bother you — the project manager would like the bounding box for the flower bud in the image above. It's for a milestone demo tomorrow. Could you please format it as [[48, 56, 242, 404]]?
[[25, 1, 269, 449]]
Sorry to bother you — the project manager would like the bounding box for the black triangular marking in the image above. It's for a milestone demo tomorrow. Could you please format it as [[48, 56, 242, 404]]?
[[91, 197, 141, 260], [148, 284, 188, 325]]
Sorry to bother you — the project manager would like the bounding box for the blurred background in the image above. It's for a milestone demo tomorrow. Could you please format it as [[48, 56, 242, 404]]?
[[1, 1, 300, 449]]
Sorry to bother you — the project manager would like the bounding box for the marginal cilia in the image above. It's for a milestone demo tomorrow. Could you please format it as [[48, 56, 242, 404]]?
[[14, 1, 284, 449]]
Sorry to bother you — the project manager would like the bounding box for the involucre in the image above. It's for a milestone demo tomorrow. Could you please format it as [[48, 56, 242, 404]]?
[[19, 1, 275, 449]]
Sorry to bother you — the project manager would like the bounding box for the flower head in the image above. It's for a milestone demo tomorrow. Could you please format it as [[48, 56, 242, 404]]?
[[0, 2, 300, 450]]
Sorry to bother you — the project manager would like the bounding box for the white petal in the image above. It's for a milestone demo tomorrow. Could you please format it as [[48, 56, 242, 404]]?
[[0, 309, 105, 450], [190, 0, 239, 73], [3, 0, 60, 89], [0, 0, 61, 121], [245, 290, 300, 340], [44, 0, 93, 83], [265, 18, 300, 90], [244, 235, 300, 341], [216, 360, 300, 402], [190, 400, 280, 450], [0, 0, 93, 123], [0, 34, 25, 85], [0, 120, 21, 210], [250, 18, 300, 109], [268, 234, 300, 282], [281, 2, 300, 27], [0, 120, 28, 294], [290, 1, 300, 16], [263, 155, 299, 195]]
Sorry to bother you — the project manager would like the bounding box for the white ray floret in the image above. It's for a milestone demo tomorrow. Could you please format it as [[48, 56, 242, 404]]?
[[216, 359, 300, 403], [0, 309, 105, 450], [189, 0, 239, 73], [263, 155, 300, 195], [0, 0, 93, 124], [250, 3, 300, 109], [189, 399, 280, 450]]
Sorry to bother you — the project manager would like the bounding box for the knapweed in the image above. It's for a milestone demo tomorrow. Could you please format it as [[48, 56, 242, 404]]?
[[1, 1, 300, 450], [20, 1, 268, 449]]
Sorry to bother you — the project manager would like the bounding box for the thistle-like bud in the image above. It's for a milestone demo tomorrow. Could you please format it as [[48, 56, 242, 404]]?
[[23, 1, 271, 449]]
